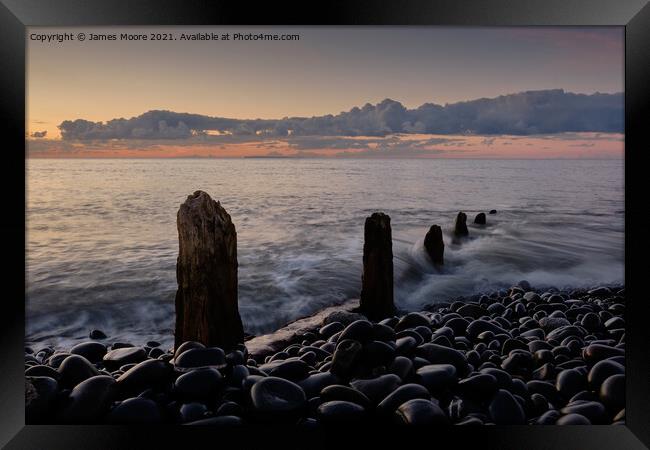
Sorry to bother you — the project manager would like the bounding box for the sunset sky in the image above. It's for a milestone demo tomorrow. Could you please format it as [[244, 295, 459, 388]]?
[[27, 26, 624, 158]]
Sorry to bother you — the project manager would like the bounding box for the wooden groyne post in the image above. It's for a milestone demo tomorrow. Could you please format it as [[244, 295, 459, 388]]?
[[359, 212, 395, 320], [174, 190, 244, 351]]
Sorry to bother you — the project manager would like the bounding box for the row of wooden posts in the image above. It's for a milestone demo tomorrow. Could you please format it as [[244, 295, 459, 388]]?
[[174, 190, 488, 351]]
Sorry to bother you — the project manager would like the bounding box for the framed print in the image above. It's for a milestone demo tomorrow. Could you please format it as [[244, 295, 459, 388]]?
[[1, 0, 649, 448]]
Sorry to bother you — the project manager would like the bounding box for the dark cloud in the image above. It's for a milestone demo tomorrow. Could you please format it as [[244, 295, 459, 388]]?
[[58, 89, 623, 141], [30, 130, 47, 138]]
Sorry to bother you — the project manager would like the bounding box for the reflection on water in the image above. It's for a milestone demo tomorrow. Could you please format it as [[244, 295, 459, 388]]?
[[26, 158, 624, 349]]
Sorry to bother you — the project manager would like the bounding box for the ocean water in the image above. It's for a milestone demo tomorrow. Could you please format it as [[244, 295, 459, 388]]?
[[26, 158, 624, 349]]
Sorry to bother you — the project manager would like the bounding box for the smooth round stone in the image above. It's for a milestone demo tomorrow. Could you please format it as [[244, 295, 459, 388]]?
[[216, 401, 243, 416], [25, 364, 61, 380], [489, 389, 526, 425], [582, 344, 624, 364], [529, 392, 549, 417], [319, 321, 345, 339], [501, 352, 533, 376], [467, 320, 509, 340], [179, 402, 208, 423], [539, 317, 571, 332], [479, 368, 512, 390], [395, 337, 418, 356], [396, 330, 424, 346], [338, 320, 374, 343], [599, 374, 625, 411], [395, 398, 449, 425], [372, 323, 396, 342], [570, 390, 596, 403], [546, 325, 585, 343], [588, 359, 624, 390], [556, 369, 587, 399], [416, 364, 457, 391], [457, 303, 486, 319], [580, 313, 601, 330], [536, 409, 561, 424], [226, 350, 246, 366], [529, 341, 553, 353], [588, 287, 611, 296], [556, 413, 591, 425], [359, 340, 395, 368], [388, 356, 413, 380], [532, 362, 556, 381], [298, 372, 338, 398], [146, 341, 161, 348], [111, 342, 135, 350], [174, 367, 224, 399], [330, 339, 362, 378], [230, 364, 250, 388], [58, 355, 100, 388], [350, 374, 402, 404], [174, 347, 226, 371], [174, 341, 205, 357], [320, 384, 372, 409], [89, 329, 107, 340], [25, 376, 59, 423], [432, 335, 453, 348], [148, 347, 164, 359], [445, 318, 470, 336], [457, 373, 498, 400], [377, 383, 431, 414], [103, 347, 146, 370], [107, 397, 162, 424], [317, 400, 366, 423], [268, 351, 289, 362], [604, 317, 625, 330], [415, 344, 469, 377], [116, 359, 173, 395], [58, 375, 117, 423], [298, 345, 331, 360], [412, 325, 432, 341], [259, 359, 311, 382], [70, 342, 107, 364], [395, 312, 431, 331], [487, 303, 506, 315], [250, 376, 307, 414], [527, 380, 562, 407], [560, 400, 607, 424]]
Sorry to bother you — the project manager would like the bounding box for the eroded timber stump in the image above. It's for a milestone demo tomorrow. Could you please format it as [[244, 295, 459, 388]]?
[[424, 224, 444, 266], [454, 212, 469, 237], [360, 212, 395, 320], [174, 190, 244, 351]]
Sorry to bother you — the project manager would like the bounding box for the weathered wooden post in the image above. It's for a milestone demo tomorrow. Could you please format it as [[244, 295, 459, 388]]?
[[454, 211, 469, 237], [360, 212, 395, 320], [424, 224, 444, 266], [474, 212, 486, 225], [174, 190, 244, 351]]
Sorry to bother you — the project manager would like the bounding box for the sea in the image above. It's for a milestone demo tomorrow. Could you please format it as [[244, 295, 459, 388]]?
[[26, 158, 624, 349]]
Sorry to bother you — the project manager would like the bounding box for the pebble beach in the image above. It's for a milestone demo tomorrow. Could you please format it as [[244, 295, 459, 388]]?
[[25, 283, 625, 426]]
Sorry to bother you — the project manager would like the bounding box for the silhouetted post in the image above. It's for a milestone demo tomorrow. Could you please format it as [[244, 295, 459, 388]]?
[[424, 225, 444, 266], [474, 212, 486, 225], [360, 212, 395, 320], [454, 212, 469, 237], [174, 190, 244, 351]]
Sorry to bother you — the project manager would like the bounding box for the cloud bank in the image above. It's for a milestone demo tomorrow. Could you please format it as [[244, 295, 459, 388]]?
[[58, 89, 622, 141]]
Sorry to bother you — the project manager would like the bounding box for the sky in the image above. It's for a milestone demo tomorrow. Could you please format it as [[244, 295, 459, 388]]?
[[27, 26, 624, 158]]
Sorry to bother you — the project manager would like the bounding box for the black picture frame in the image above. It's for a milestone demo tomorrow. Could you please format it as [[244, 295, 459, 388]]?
[[2, 0, 648, 448]]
